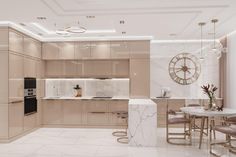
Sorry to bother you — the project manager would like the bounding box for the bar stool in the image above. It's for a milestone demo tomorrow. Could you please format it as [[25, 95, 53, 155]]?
[[112, 111, 129, 144]]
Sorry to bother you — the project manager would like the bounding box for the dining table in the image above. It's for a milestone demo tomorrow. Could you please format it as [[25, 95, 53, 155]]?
[[180, 106, 236, 149]]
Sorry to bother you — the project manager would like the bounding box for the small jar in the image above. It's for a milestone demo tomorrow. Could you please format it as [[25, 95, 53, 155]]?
[[74, 85, 82, 97]]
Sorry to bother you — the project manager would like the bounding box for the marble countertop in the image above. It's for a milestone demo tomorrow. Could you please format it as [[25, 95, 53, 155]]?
[[43, 96, 129, 100], [151, 97, 223, 100]]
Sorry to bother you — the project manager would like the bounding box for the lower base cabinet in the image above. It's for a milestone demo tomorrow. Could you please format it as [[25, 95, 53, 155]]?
[[9, 102, 24, 137], [42, 100, 128, 127], [24, 114, 36, 131]]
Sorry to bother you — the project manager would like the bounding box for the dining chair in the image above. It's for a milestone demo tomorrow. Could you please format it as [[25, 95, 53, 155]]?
[[166, 103, 192, 145], [210, 125, 236, 156]]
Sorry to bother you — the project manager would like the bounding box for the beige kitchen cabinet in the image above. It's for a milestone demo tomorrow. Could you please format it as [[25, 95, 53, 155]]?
[[130, 59, 150, 98], [112, 60, 129, 77], [85, 101, 109, 125], [130, 40, 150, 59], [36, 100, 42, 126], [9, 53, 24, 100], [91, 41, 110, 59], [0, 104, 9, 138], [64, 61, 83, 77], [9, 29, 23, 54], [42, 42, 60, 60], [0, 52, 8, 104], [24, 57, 37, 78], [23, 36, 41, 58], [83, 60, 112, 77], [9, 101, 24, 137], [42, 100, 63, 125], [110, 41, 130, 59], [45, 61, 64, 77], [59, 42, 75, 60], [75, 42, 91, 59], [0, 28, 9, 51], [62, 100, 83, 125], [109, 100, 128, 126], [24, 114, 36, 131]]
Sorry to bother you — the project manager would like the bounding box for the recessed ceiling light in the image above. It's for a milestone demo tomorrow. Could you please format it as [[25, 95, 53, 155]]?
[[19, 23, 26, 26], [120, 20, 125, 24], [37, 33, 43, 36], [169, 33, 177, 36], [122, 31, 126, 34], [86, 16, 95, 19], [37, 17, 47, 20]]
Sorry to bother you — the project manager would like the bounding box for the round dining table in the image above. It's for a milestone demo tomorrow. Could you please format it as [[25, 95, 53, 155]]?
[[180, 107, 236, 149]]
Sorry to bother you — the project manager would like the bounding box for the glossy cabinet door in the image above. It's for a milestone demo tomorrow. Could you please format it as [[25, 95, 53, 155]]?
[[130, 59, 150, 98], [59, 42, 75, 60], [0, 52, 9, 104], [24, 57, 37, 78], [24, 36, 41, 58], [9, 53, 24, 101], [109, 101, 128, 126], [83, 60, 112, 77], [9, 30, 23, 54], [42, 42, 60, 60], [0, 104, 9, 138], [112, 60, 129, 77], [62, 100, 83, 125], [130, 41, 150, 59], [64, 61, 83, 77], [110, 41, 130, 59], [24, 114, 36, 131], [42, 100, 63, 125], [75, 42, 91, 59], [45, 61, 64, 77], [86, 101, 109, 125], [9, 101, 24, 137], [0, 28, 9, 51], [91, 41, 110, 59]]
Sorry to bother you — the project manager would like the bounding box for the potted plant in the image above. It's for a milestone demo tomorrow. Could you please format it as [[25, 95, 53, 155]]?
[[201, 84, 218, 110]]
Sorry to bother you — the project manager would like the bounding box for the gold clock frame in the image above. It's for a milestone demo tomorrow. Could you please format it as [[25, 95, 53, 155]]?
[[168, 53, 201, 85]]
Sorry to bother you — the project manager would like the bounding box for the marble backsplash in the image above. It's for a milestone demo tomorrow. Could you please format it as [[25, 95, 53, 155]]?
[[45, 78, 129, 98]]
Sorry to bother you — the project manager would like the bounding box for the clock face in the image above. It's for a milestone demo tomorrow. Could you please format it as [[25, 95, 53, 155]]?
[[169, 53, 201, 85]]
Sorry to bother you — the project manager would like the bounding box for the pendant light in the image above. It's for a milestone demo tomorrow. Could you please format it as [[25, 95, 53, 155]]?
[[199, 22, 206, 61], [65, 21, 86, 33], [211, 19, 222, 59]]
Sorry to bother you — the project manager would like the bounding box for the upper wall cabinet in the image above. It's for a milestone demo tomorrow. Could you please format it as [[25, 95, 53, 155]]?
[[110, 41, 130, 59], [24, 57, 37, 78], [75, 42, 91, 59], [0, 28, 9, 51], [9, 30, 23, 54], [91, 41, 110, 59], [42, 42, 75, 60], [129, 41, 150, 59], [24, 36, 41, 58], [42, 42, 60, 60], [58, 42, 75, 60]]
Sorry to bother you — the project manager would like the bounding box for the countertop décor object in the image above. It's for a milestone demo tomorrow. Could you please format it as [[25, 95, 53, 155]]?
[[169, 53, 201, 85], [128, 99, 157, 147], [74, 84, 82, 97]]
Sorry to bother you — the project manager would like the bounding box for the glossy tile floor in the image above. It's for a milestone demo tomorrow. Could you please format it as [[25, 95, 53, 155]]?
[[0, 128, 234, 157]]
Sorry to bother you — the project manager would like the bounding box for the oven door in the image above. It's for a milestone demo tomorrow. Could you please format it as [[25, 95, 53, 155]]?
[[24, 97, 37, 115]]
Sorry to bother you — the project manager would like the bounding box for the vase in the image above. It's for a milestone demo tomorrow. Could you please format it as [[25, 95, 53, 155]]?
[[207, 97, 216, 111]]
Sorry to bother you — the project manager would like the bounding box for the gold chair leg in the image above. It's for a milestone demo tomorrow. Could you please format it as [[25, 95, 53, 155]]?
[[199, 117, 205, 149]]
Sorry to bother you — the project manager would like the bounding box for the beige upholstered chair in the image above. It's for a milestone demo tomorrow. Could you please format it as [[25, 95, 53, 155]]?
[[166, 103, 192, 145], [210, 125, 236, 156]]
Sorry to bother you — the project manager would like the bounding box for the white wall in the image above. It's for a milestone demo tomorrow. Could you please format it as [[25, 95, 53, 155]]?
[[226, 33, 236, 109], [150, 42, 220, 98]]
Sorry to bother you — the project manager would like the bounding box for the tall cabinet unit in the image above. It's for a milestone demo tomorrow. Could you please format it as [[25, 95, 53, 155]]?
[[0, 27, 43, 142]]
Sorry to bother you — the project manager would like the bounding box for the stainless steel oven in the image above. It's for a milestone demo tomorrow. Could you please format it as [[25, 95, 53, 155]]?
[[24, 78, 37, 115]]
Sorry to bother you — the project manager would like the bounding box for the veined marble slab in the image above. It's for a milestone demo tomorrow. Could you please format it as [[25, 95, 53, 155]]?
[[128, 99, 157, 147]]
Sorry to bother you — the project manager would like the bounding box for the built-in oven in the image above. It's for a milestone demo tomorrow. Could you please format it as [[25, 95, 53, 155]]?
[[24, 78, 37, 115]]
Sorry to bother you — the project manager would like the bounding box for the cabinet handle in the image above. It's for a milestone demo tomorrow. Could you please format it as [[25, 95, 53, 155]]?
[[10, 100, 23, 104], [90, 112, 106, 114]]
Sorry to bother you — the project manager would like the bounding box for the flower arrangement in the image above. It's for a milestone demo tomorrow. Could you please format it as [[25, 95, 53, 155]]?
[[201, 84, 218, 110]]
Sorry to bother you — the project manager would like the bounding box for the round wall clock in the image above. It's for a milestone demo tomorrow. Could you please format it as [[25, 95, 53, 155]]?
[[168, 53, 201, 85]]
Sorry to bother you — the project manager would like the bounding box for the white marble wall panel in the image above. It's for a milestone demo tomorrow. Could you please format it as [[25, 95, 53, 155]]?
[[45, 79, 129, 98], [150, 42, 220, 99]]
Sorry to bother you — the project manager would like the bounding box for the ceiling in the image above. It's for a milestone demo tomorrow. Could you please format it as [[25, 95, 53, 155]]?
[[0, 0, 236, 41]]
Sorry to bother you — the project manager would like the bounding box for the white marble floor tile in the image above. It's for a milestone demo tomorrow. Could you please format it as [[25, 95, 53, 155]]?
[[0, 127, 235, 157]]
